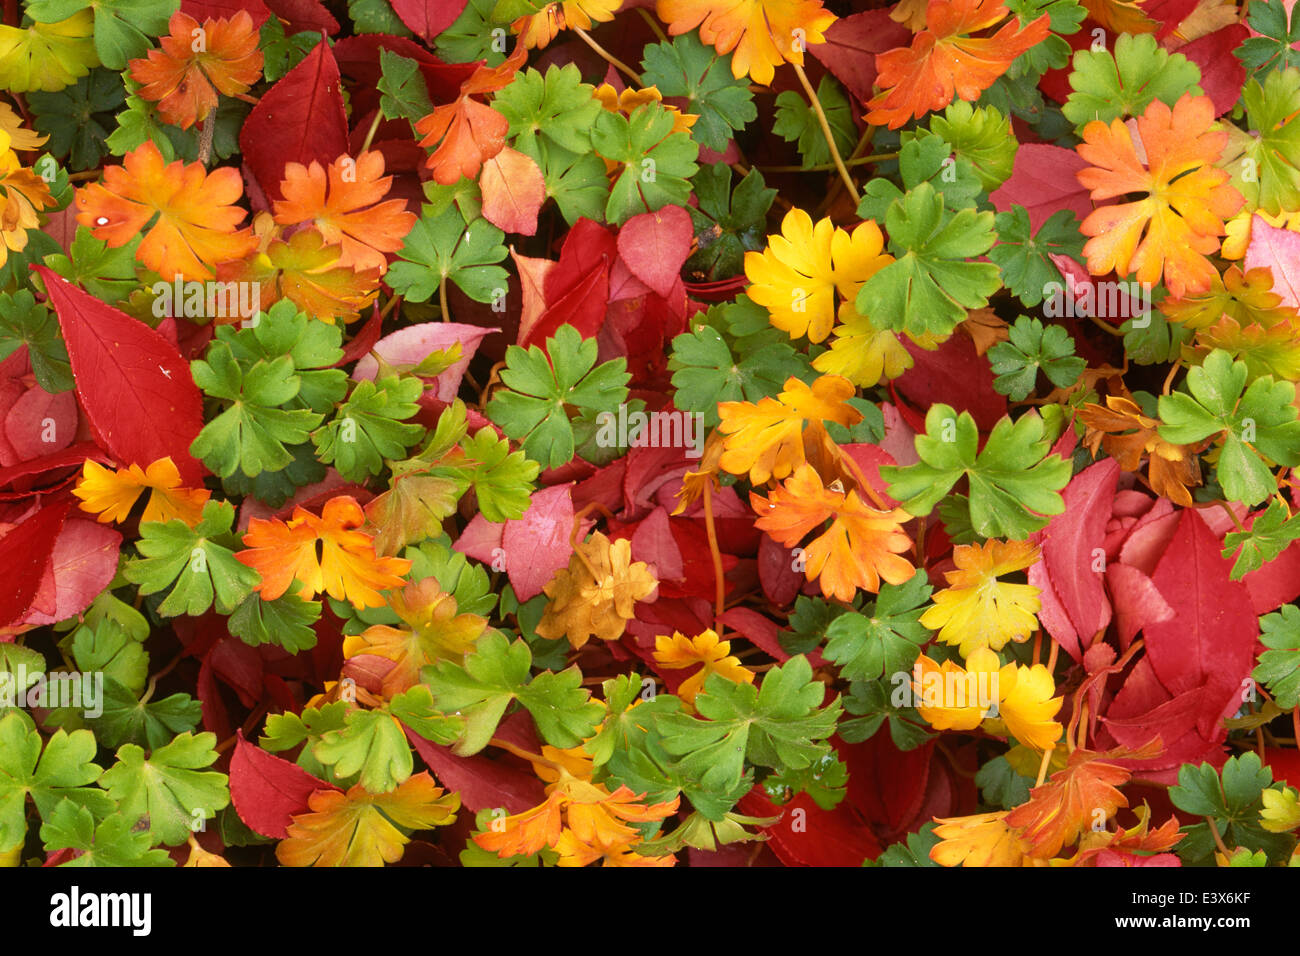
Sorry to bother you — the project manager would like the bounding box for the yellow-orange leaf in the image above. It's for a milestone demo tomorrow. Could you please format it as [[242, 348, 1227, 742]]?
[[73, 456, 210, 527], [0, 132, 55, 269], [653, 629, 755, 705], [515, 0, 622, 49], [716, 374, 861, 485], [235, 495, 412, 609], [930, 811, 1030, 867], [128, 10, 262, 130], [752, 463, 914, 601], [1161, 264, 1297, 331], [536, 532, 658, 649], [1003, 747, 1139, 859], [1077, 393, 1200, 505], [75, 140, 256, 281], [272, 151, 415, 275], [277, 773, 459, 867], [656, 0, 836, 85], [867, 0, 1050, 130], [343, 578, 487, 696], [1075, 93, 1243, 299]]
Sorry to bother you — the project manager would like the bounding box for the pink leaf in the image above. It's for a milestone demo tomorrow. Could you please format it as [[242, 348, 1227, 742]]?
[[1244, 215, 1300, 309], [616, 206, 694, 299], [352, 322, 498, 401], [480, 146, 546, 236]]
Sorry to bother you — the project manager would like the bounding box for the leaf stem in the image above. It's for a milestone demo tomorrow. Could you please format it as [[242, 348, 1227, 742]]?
[[702, 481, 727, 635], [490, 736, 565, 772], [790, 61, 858, 202], [1206, 817, 1232, 859], [439, 275, 450, 323], [573, 26, 641, 84], [360, 110, 383, 155], [635, 6, 667, 42], [1034, 745, 1054, 786], [197, 117, 214, 167]]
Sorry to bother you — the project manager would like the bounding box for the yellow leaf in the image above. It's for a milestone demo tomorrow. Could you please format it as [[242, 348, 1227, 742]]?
[[653, 629, 755, 706], [656, 0, 836, 85], [930, 811, 1030, 867], [0, 13, 99, 93], [1261, 786, 1300, 833], [913, 647, 1002, 731], [919, 539, 1041, 657], [72, 457, 211, 527], [277, 773, 460, 867], [997, 661, 1064, 751]]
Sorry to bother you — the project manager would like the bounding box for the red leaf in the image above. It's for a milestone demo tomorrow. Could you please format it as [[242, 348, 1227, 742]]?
[[263, 0, 338, 34], [229, 732, 337, 839], [1029, 459, 1119, 661], [893, 332, 1006, 431], [1244, 215, 1300, 309], [807, 9, 912, 103], [34, 266, 207, 485], [239, 39, 349, 203], [990, 144, 1093, 232], [182, 0, 270, 27], [405, 728, 545, 814], [16, 519, 121, 628], [523, 218, 617, 347], [479, 146, 546, 236], [1144, 509, 1258, 735], [0, 442, 110, 495], [616, 206, 694, 299], [0, 500, 68, 627], [455, 485, 585, 601], [1178, 25, 1248, 117], [1106, 562, 1174, 648], [389, 0, 468, 44], [738, 786, 882, 866]]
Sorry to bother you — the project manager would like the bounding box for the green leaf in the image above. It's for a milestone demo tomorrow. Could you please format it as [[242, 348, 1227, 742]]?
[[105, 89, 193, 161], [988, 315, 1086, 400], [313, 707, 414, 793], [0, 710, 111, 849], [882, 404, 1072, 537], [458, 426, 539, 522], [190, 345, 323, 478], [89, 676, 202, 751], [532, 142, 609, 225], [1062, 33, 1202, 130], [423, 631, 602, 755], [435, 0, 506, 65], [1170, 752, 1296, 865], [641, 33, 756, 153], [215, 301, 347, 415], [859, 131, 982, 221], [760, 752, 847, 810], [929, 100, 1019, 191], [389, 207, 509, 303], [668, 317, 795, 426], [314, 376, 425, 481], [1231, 68, 1300, 215], [865, 822, 941, 866], [839, 678, 934, 750], [495, 64, 602, 156], [388, 685, 464, 745], [346, 0, 411, 35], [378, 49, 434, 127], [821, 570, 933, 683], [1222, 500, 1300, 579], [1254, 604, 1300, 709], [26, 0, 179, 69], [27, 68, 125, 171], [1236, 0, 1300, 76], [486, 324, 630, 469], [42, 225, 140, 307], [773, 73, 855, 170], [227, 591, 320, 654], [1004, 0, 1085, 75], [0, 289, 73, 393], [99, 732, 230, 846], [590, 102, 699, 225], [858, 183, 1001, 338], [989, 206, 1084, 307], [1157, 350, 1300, 505], [123, 500, 260, 616], [656, 656, 842, 797], [68, 619, 147, 695], [40, 799, 173, 866], [219, 440, 325, 509], [261, 702, 347, 779], [683, 165, 775, 282], [260, 17, 317, 82], [976, 754, 1035, 809]]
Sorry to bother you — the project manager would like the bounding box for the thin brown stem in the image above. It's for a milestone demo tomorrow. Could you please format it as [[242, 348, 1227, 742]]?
[[573, 26, 640, 84], [790, 61, 858, 202], [359, 111, 383, 155], [635, 5, 667, 42], [702, 482, 727, 635]]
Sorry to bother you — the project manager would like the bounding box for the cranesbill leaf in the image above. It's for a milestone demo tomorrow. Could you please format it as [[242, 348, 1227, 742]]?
[[1236, 0, 1300, 77], [882, 404, 1072, 538], [493, 63, 601, 156], [640, 33, 755, 153], [313, 707, 415, 793], [821, 570, 933, 682], [99, 731, 230, 846], [1062, 32, 1202, 129], [858, 183, 1001, 338], [1222, 500, 1300, 579], [987, 315, 1085, 400], [988, 206, 1083, 307], [313, 376, 424, 482], [0, 710, 111, 849], [26, 0, 178, 71], [1254, 604, 1300, 709], [40, 800, 172, 866], [1170, 752, 1296, 865], [590, 102, 699, 226], [388, 206, 509, 304]]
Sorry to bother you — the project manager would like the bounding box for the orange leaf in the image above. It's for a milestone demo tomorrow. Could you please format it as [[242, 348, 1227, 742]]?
[[1075, 93, 1243, 299], [1003, 748, 1134, 858], [479, 145, 546, 236], [716, 374, 862, 485], [415, 47, 524, 186], [1079, 0, 1156, 34], [866, 0, 1049, 130], [75, 141, 256, 281], [235, 495, 412, 609], [657, 0, 837, 85], [751, 463, 914, 601], [128, 10, 263, 130], [272, 151, 415, 275], [276, 773, 459, 867]]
